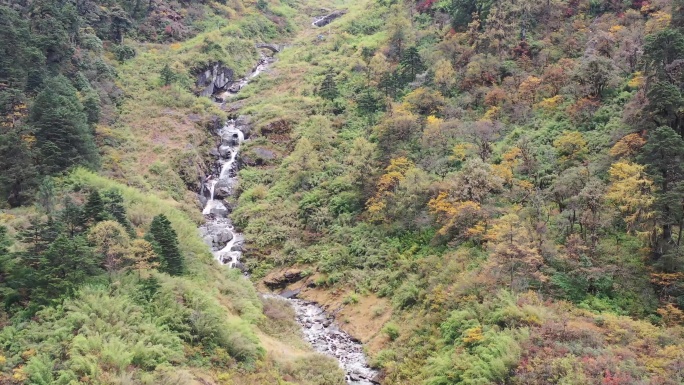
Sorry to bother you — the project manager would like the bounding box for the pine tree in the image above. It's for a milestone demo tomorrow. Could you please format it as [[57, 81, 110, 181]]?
[[160, 64, 175, 86], [0, 132, 38, 207], [639, 126, 684, 257], [60, 197, 84, 237], [319, 70, 339, 100], [36, 178, 56, 215], [400, 47, 426, 82], [147, 214, 184, 276], [35, 235, 99, 300], [103, 189, 135, 236], [379, 71, 400, 98], [672, 0, 684, 31], [18, 217, 60, 255], [30, 75, 99, 174], [82, 190, 106, 226], [356, 88, 383, 125]]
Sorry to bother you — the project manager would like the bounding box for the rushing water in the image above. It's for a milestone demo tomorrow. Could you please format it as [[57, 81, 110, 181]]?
[[198, 51, 379, 385]]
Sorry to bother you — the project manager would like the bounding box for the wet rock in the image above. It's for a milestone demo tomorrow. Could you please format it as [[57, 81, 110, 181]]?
[[312, 10, 346, 27], [218, 145, 232, 158], [235, 115, 252, 138], [195, 63, 235, 97], [280, 288, 301, 299], [208, 204, 228, 217], [209, 148, 220, 157], [264, 269, 304, 289], [213, 179, 233, 199], [286, 299, 379, 384]]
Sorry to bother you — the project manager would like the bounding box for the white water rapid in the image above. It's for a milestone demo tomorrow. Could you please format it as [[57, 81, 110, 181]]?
[[198, 51, 379, 385]]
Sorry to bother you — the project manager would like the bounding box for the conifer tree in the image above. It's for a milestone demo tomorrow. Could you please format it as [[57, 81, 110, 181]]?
[[639, 126, 684, 257], [0, 132, 38, 207], [147, 214, 184, 276], [319, 70, 339, 100], [160, 64, 175, 86], [400, 46, 426, 82], [103, 189, 135, 236], [82, 190, 106, 226], [60, 197, 84, 237], [30, 76, 99, 174]]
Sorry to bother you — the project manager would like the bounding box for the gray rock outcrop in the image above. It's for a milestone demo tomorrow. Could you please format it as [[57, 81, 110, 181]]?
[[312, 10, 346, 27], [196, 63, 235, 97]]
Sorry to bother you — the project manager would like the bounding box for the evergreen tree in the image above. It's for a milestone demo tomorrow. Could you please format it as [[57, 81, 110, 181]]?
[[147, 214, 184, 276], [160, 64, 175, 86], [103, 189, 135, 236], [60, 197, 84, 237], [82, 90, 101, 126], [319, 70, 339, 100], [379, 71, 400, 98], [356, 88, 384, 125], [672, 0, 684, 31], [639, 126, 684, 257], [0, 132, 39, 207], [82, 189, 106, 226], [448, 0, 493, 30], [33, 235, 99, 301], [18, 217, 60, 255], [256, 0, 268, 11], [30, 75, 99, 174], [400, 46, 426, 82], [36, 178, 56, 215]]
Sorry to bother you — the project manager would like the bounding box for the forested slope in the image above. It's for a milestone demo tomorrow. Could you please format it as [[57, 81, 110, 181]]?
[[0, 0, 347, 383], [3, 0, 684, 383], [228, 0, 684, 383]]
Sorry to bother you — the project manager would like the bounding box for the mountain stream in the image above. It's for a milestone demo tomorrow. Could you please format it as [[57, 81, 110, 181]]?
[[197, 53, 379, 384]]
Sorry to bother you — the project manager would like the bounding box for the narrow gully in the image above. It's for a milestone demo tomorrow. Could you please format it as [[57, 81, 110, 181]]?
[[196, 50, 379, 384]]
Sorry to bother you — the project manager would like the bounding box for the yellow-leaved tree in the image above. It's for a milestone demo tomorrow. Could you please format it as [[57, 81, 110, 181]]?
[[606, 161, 654, 236], [366, 157, 414, 223]]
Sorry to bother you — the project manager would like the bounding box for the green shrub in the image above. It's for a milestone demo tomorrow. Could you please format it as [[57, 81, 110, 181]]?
[[382, 322, 400, 341]]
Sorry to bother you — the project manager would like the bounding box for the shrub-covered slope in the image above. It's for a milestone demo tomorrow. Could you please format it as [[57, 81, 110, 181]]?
[[230, 0, 684, 383]]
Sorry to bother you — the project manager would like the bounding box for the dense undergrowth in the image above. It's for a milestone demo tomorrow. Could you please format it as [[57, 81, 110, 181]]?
[[230, 0, 684, 383]]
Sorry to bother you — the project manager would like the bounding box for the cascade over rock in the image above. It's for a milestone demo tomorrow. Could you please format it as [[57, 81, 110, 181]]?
[[195, 63, 235, 97], [196, 50, 378, 385]]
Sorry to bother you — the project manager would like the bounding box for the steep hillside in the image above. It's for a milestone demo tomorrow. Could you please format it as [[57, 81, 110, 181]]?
[[3, 0, 684, 384], [230, 0, 684, 383], [0, 0, 349, 384]]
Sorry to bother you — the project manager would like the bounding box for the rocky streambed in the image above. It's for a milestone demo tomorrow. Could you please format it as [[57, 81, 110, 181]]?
[[290, 299, 380, 384], [196, 50, 379, 384]]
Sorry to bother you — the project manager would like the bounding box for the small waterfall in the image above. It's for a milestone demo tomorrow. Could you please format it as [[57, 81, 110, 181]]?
[[197, 51, 378, 385]]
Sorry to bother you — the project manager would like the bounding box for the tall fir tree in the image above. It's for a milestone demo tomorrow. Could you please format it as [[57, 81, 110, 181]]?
[[0, 132, 38, 207], [103, 189, 135, 236], [82, 189, 106, 226], [60, 197, 84, 237], [147, 214, 184, 276], [319, 70, 339, 100], [639, 126, 684, 257], [400, 46, 426, 83], [30, 75, 99, 174]]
